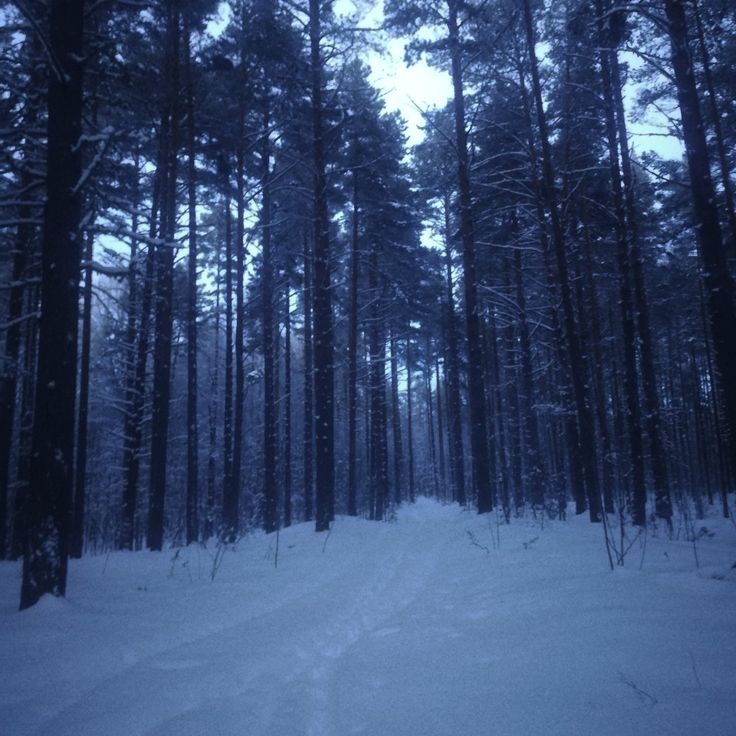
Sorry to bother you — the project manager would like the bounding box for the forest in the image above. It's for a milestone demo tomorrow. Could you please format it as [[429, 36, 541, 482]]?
[[2, 0, 736, 601], [2, 0, 736, 732]]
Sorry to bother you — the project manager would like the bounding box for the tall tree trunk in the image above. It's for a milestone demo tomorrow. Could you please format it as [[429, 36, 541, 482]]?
[[663, 0, 736, 460], [446, 0, 492, 513], [309, 0, 335, 531], [228, 130, 246, 540], [303, 232, 314, 521], [21, 0, 85, 608], [184, 25, 198, 545], [283, 289, 292, 527], [347, 170, 359, 516], [368, 247, 388, 520], [442, 199, 466, 504], [424, 340, 440, 499], [148, 2, 180, 551], [261, 109, 278, 534], [390, 330, 403, 506], [71, 227, 93, 559], [205, 232, 221, 540], [222, 175, 235, 536], [406, 342, 415, 504], [435, 355, 447, 497]]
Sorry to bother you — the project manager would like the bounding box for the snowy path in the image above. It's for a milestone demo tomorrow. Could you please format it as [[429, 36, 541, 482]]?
[[1, 499, 735, 735]]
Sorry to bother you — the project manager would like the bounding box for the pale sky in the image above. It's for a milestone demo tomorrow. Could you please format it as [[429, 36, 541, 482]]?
[[208, 0, 680, 156]]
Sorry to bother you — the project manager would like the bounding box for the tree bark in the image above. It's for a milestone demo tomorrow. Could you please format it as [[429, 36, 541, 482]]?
[[390, 330, 404, 506], [148, 2, 181, 551], [222, 171, 235, 537], [406, 342, 415, 503], [347, 170, 359, 516], [303, 232, 314, 521], [309, 0, 335, 531], [442, 199, 466, 505], [261, 109, 278, 534], [283, 289, 292, 527], [184, 24, 199, 545], [446, 0, 492, 513], [21, 0, 85, 608], [71, 227, 93, 558]]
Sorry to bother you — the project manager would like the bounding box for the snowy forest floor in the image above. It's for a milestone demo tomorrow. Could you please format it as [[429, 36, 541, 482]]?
[[2, 498, 736, 736]]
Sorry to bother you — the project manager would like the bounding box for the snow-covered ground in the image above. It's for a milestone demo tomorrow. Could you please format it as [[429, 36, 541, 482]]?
[[2, 498, 735, 736]]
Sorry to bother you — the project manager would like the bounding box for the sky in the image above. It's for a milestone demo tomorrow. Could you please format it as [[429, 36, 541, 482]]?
[[206, 1, 682, 159]]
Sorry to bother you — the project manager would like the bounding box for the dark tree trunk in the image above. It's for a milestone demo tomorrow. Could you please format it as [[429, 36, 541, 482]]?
[[148, 3, 180, 551], [390, 330, 403, 506], [222, 176, 235, 537], [184, 25, 198, 545], [446, 0, 492, 513], [205, 234, 221, 540], [347, 170, 359, 516], [664, 0, 736, 461], [442, 200, 465, 505], [21, 0, 85, 609], [481, 313, 498, 510], [424, 341, 440, 499], [435, 355, 447, 496], [283, 289, 292, 527], [406, 343, 415, 503], [368, 248, 388, 520], [309, 0, 335, 532], [230, 124, 246, 541], [261, 112, 278, 534], [71, 227, 94, 559], [303, 232, 314, 521]]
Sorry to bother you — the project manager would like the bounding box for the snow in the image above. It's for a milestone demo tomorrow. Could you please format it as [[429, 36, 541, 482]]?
[[1, 498, 735, 735]]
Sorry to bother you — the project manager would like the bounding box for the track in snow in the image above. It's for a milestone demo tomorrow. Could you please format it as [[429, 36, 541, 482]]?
[[1, 497, 735, 736]]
